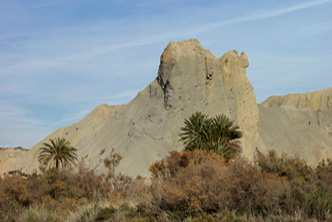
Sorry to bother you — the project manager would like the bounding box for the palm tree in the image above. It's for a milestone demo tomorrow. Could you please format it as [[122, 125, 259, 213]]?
[[179, 112, 242, 160], [38, 137, 78, 169], [179, 112, 209, 151], [210, 115, 242, 159]]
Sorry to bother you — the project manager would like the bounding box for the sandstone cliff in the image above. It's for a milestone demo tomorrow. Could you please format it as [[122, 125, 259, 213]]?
[[261, 88, 332, 111], [7, 40, 260, 177], [0, 147, 28, 174], [5, 40, 332, 177], [259, 88, 332, 166]]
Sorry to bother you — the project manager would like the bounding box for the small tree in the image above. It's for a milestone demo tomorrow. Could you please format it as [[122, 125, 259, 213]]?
[[38, 137, 78, 169], [180, 112, 242, 160]]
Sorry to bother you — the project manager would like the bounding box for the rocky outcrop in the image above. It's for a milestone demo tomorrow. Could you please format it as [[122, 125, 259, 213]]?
[[0, 147, 28, 174], [261, 88, 332, 111], [7, 40, 260, 177], [220, 50, 260, 157], [156, 41, 260, 158], [6, 40, 331, 177], [259, 88, 332, 166]]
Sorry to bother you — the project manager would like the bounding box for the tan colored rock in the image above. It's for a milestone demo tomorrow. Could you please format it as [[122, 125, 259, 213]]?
[[7, 39, 330, 177], [220, 50, 260, 158], [0, 148, 28, 174], [259, 88, 332, 166], [6, 104, 124, 174], [7, 40, 259, 177], [261, 88, 332, 111]]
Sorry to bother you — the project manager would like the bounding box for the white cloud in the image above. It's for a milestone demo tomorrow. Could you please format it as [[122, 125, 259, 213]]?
[[189, 0, 332, 34]]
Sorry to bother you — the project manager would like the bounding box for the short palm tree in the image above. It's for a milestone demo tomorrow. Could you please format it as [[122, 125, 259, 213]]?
[[179, 112, 209, 151], [180, 112, 242, 160], [38, 137, 78, 169]]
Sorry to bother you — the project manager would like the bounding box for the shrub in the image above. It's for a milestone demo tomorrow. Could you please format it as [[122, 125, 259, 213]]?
[[179, 112, 242, 160], [148, 150, 288, 219], [255, 149, 332, 220], [255, 149, 313, 186]]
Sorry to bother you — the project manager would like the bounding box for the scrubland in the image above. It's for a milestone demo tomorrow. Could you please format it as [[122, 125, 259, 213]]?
[[1, 149, 332, 222]]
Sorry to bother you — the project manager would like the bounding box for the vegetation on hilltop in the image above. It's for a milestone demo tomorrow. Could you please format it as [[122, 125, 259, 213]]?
[[0, 146, 28, 151]]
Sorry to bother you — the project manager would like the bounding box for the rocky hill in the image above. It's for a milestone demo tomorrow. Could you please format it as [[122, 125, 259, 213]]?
[[259, 88, 332, 166], [4, 40, 332, 177], [0, 104, 124, 174], [0, 147, 28, 174]]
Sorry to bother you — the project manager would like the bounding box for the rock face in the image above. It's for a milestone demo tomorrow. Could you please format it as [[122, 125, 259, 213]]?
[[261, 88, 332, 111], [259, 88, 332, 166], [0, 147, 28, 174], [220, 50, 260, 157], [5, 40, 332, 177], [7, 40, 260, 177]]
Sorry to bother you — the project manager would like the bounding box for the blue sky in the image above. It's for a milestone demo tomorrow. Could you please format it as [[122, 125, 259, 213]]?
[[1, 0, 331, 148]]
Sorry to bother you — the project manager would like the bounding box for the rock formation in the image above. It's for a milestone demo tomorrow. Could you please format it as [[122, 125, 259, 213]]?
[[4, 40, 332, 177], [6, 40, 261, 177], [259, 88, 332, 166], [0, 147, 28, 174], [2, 104, 124, 174]]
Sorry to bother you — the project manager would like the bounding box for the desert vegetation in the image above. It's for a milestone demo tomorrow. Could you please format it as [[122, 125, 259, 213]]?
[[1, 114, 332, 221], [38, 137, 78, 169], [180, 112, 242, 160]]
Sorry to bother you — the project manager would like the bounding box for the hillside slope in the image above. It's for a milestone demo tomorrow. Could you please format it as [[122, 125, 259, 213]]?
[[5, 104, 124, 174], [7, 40, 261, 177], [5, 40, 332, 177], [0, 147, 28, 174], [259, 88, 332, 166]]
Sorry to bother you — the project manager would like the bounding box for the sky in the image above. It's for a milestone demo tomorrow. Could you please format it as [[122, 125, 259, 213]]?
[[0, 0, 331, 148]]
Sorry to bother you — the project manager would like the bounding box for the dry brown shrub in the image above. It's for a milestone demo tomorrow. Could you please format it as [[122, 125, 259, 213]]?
[[315, 159, 332, 192], [61, 160, 111, 200], [0, 173, 31, 206], [217, 158, 289, 214], [148, 149, 290, 218], [150, 150, 227, 215], [255, 149, 313, 188]]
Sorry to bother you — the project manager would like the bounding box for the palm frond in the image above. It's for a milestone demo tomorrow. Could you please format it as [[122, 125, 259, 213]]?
[[179, 112, 243, 160], [38, 137, 78, 169]]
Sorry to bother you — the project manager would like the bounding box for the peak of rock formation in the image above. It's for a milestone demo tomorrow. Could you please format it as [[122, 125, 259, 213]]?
[[7, 40, 261, 177], [5, 40, 332, 177]]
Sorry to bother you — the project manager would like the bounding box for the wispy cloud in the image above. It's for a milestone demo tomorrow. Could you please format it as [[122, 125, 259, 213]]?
[[3, 0, 331, 77], [52, 109, 91, 127], [0, 0, 331, 147], [111, 90, 140, 100], [0, 103, 43, 130], [1, 37, 163, 77], [0, 102, 52, 147], [190, 0, 332, 34]]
